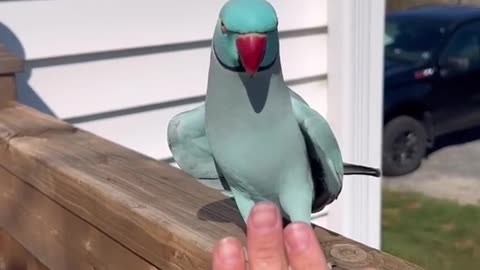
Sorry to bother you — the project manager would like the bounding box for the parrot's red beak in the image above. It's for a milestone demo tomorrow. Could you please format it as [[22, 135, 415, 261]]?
[[236, 33, 267, 77]]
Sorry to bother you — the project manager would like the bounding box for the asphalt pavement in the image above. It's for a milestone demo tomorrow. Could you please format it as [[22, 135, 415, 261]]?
[[383, 127, 480, 205]]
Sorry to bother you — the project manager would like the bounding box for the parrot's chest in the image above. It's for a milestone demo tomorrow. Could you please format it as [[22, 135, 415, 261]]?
[[211, 130, 293, 172], [206, 116, 309, 199], [204, 70, 310, 199]]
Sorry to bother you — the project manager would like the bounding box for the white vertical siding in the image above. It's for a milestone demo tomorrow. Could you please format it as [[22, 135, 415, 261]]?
[[327, 0, 385, 248]]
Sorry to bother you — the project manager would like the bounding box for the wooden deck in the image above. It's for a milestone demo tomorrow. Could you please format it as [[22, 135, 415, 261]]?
[[0, 45, 424, 270]]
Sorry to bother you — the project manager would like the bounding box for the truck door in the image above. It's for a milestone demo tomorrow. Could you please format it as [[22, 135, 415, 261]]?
[[432, 20, 480, 135]]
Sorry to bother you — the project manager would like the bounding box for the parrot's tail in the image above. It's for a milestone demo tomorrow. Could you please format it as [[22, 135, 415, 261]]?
[[343, 163, 382, 177]]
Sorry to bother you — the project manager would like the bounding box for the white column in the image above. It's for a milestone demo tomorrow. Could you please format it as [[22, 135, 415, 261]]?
[[326, 0, 385, 249]]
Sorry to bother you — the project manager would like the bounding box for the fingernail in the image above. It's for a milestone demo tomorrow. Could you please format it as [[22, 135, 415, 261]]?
[[285, 223, 311, 253], [218, 237, 243, 264], [250, 202, 278, 229]]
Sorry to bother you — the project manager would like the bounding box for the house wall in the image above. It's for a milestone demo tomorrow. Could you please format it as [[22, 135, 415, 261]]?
[[0, 0, 330, 226]]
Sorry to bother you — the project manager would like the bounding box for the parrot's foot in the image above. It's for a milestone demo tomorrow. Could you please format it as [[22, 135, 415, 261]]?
[[230, 187, 255, 223], [284, 210, 312, 224], [221, 191, 234, 198]]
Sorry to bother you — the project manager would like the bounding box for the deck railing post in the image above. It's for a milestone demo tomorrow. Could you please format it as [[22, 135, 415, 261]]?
[[0, 44, 23, 107]]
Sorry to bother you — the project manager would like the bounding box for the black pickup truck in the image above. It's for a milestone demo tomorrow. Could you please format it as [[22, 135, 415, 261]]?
[[383, 5, 480, 176]]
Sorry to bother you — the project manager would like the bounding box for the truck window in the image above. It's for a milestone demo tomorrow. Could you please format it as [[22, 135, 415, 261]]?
[[440, 21, 480, 71]]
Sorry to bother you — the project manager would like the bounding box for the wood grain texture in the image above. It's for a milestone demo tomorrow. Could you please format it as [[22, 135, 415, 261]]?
[[315, 228, 423, 270], [0, 166, 159, 270], [0, 103, 423, 270], [0, 45, 23, 75], [0, 229, 49, 270]]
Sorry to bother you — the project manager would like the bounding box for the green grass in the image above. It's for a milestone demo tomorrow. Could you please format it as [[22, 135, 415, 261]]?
[[382, 190, 480, 270]]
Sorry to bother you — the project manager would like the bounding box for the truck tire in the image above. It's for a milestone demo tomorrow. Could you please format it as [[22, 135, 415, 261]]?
[[382, 115, 428, 176]]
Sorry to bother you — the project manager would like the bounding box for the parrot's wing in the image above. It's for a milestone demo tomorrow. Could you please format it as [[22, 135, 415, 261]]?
[[290, 95, 344, 213], [289, 89, 308, 105], [167, 103, 231, 194]]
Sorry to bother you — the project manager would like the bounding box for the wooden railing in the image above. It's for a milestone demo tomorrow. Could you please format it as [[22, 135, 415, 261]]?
[[0, 229, 48, 270], [0, 45, 424, 270]]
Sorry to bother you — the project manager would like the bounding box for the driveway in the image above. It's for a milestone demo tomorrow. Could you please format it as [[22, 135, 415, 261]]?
[[383, 128, 480, 205]]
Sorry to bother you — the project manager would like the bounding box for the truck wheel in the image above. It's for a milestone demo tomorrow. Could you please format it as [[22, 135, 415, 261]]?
[[382, 115, 428, 176]]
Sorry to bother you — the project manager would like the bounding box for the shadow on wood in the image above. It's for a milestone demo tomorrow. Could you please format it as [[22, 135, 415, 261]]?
[[197, 198, 247, 233]]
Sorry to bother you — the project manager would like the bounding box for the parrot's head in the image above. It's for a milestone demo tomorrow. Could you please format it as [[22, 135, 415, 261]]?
[[213, 0, 279, 77]]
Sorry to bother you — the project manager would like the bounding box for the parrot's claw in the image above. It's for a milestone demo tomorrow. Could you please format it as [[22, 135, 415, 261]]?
[[221, 191, 234, 198]]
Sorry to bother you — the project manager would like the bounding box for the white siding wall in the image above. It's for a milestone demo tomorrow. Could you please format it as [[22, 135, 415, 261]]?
[[0, 1, 330, 226]]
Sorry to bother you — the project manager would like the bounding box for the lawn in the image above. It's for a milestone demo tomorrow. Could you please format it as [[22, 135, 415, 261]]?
[[381, 190, 480, 270]]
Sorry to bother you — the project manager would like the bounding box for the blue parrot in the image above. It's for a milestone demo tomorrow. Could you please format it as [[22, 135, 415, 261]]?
[[167, 0, 380, 224]]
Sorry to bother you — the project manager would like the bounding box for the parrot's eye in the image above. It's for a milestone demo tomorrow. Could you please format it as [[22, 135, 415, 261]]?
[[220, 19, 228, 34]]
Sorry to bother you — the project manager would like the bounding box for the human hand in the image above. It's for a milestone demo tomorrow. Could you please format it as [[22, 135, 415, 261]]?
[[212, 202, 328, 270]]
